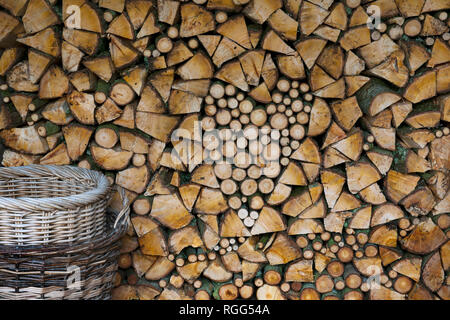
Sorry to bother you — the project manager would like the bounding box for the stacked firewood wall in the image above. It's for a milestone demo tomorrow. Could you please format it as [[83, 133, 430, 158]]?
[[0, 0, 449, 300]]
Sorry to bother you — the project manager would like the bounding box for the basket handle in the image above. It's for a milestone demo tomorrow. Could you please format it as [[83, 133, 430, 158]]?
[[113, 186, 131, 229]]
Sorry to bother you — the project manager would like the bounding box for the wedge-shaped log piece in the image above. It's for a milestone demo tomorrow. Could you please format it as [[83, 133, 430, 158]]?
[[401, 187, 435, 216], [261, 53, 278, 90], [42, 98, 73, 125], [276, 55, 305, 80], [285, 259, 313, 282], [136, 85, 165, 113], [299, 1, 329, 36], [39, 143, 70, 165], [177, 52, 213, 80], [265, 232, 301, 265], [237, 236, 267, 263], [136, 112, 179, 143], [177, 260, 208, 282], [215, 60, 249, 92], [401, 218, 447, 255], [370, 286, 406, 300], [151, 194, 193, 230], [429, 136, 450, 171], [83, 56, 114, 82], [299, 198, 326, 219], [313, 78, 345, 99], [62, 1, 102, 33], [243, 0, 282, 24], [172, 79, 211, 97], [61, 41, 83, 73], [324, 211, 352, 233], [139, 227, 168, 256], [22, 0, 59, 34], [366, 150, 393, 176], [256, 284, 286, 300], [379, 246, 402, 266], [348, 206, 372, 229], [221, 251, 242, 273], [323, 146, 349, 168], [95, 99, 122, 124], [422, 251, 444, 292], [403, 71, 436, 104], [191, 164, 219, 188], [90, 145, 133, 170], [111, 285, 138, 300], [169, 226, 203, 254], [288, 218, 324, 235], [261, 30, 295, 56], [354, 257, 383, 277], [0, 48, 24, 77], [62, 124, 93, 161], [99, 0, 125, 12], [310, 65, 335, 91], [251, 206, 286, 235], [321, 169, 345, 209], [279, 162, 308, 186], [63, 28, 99, 56], [217, 15, 251, 49], [330, 97, 362, 131], [194, 187, 228, 215], [180, 3, 215, 38], [282, 190, 312, 217], [368, 224, 398, 247], [107, 13, 134, 40], [340, 26, 371, 51], [145, 257, 175, 281], [344, 50, 365, 76], [322, 121, 346, 149], [116, 165, 150, 194], [220, 209, 251, 237], [0, 0, 28, 16], [317, 44, 344, 80], [110, 35, 140, 69], [295, 38, 327, 70], [249, 82, 272, 103], [267, 183, 291, 206], [368, 50, 409, 87], [385, 170, 420, 204], [0, 126, 48, 155], [131, 216, 158, 237], [346, 161, 382, 194], [371, 203, 404, 227], [392, 257, 422, 282], [67, 91, 95, 125], [268, 9, 298, 41], [440, 241, 450, 271], [197, 35, 221, 57], [358, 34, 400, 68], [18, 28, 59, 58], [307, 98, 331, 136], [421, 14, 448, 36], [203, 258, 232, 283], [291, 137, 321, 163], [137, 11, 160, 38], [168, 89, 202, 114], [131, 250, 157, 277]]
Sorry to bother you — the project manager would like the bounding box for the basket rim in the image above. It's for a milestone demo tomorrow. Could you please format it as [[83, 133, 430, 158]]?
[[0, 165, 111, 211], [0, 207, 128, 256]]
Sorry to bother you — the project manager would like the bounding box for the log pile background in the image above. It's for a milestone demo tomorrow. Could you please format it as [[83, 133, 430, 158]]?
[[0, 0, 449, 300]]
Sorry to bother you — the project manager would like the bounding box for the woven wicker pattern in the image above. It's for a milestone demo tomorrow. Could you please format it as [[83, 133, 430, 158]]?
[[0, 202, 129, 300], [0, 165, 111, 246]]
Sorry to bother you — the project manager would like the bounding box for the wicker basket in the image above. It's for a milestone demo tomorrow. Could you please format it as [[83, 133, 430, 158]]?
[[0, 165, 111, 246], [0, 190, 130, 300]]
